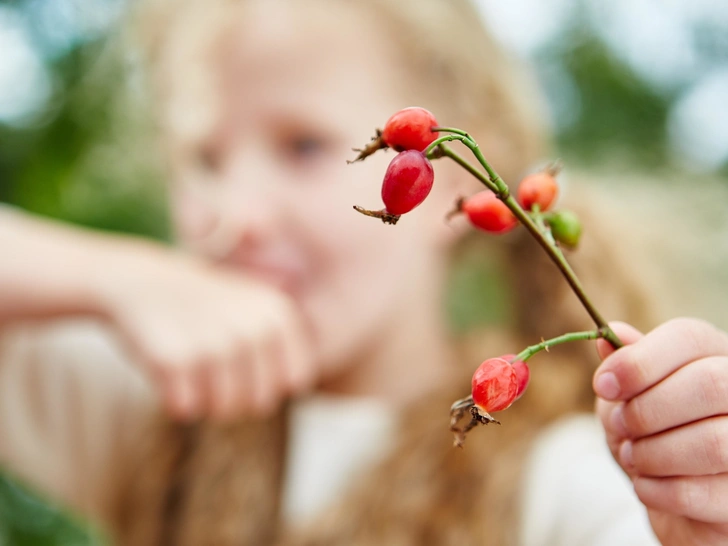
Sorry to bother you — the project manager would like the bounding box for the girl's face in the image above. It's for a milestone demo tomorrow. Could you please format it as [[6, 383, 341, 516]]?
[[167, 1, 455, 373]]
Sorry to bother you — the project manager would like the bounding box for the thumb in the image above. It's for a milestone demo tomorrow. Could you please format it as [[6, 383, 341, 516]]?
[[595, 321, 644, 361]]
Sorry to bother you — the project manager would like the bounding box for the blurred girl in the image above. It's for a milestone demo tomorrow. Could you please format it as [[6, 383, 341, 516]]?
[[1, 1, 727, 545]]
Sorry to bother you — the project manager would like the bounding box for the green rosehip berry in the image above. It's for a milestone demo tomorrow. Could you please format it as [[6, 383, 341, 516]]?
[[547, 210, 582, 248]]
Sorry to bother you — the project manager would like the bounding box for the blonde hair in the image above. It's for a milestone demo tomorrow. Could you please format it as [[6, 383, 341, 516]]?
[[132, 0, 548, 183], [110, 2, 664, 545]]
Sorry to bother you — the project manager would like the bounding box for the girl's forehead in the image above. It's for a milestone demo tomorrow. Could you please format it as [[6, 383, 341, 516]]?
[[214, 5, 408, 108], [231, 1, 376, 49]]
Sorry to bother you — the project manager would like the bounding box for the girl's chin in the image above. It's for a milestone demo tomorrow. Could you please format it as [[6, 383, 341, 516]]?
[[240, 267, 306, 299]]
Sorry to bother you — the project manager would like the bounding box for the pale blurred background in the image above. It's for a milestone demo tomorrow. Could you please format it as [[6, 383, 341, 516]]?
[[0, 0, 727, 543]]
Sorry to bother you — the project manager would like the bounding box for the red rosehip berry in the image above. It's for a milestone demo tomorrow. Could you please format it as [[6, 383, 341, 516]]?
[[381, 150, 435, 215], [517, 172, 559, 211], [471, 357, 518, 413], [381, 107, 438, 152], [501, 353, 530, 401], [457, 191, 518, 234]]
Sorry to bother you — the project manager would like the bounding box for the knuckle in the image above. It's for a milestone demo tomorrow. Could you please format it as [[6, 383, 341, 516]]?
[[667, 316, 725, 356], [258, 325, 280, 347], [703, 418, 728, 471], [623, 397, 652, 437], [142, 348, 178, 378], [245, 315, 279, 342], [252, 387, 277, 417], [674, 478, 708, 516], [231, 343, 253, 370], [699, 359, 728, 408], [666, 316, 707, 333], [190, 350, 215, 371], [255, 290, 290, 318], [676, 317, 709, 353], [614, 345, 651, 395]]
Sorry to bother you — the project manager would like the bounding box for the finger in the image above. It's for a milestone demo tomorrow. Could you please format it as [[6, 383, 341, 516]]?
[[626, 416, 728, 478], [192, 358, 216, 420], [230, 342, 255, 416], [594, 318, 728, 401], [595, 321, 644, 361], [165, 368, 201, 422], [249, 334, 281, 417], [618, 356, 728, 439], [278, 313, 315, 394], [269, 330, 298, 395], [596, 397, 624, 463], [634, 474, 728, 523], [208, 354, 239, 422]]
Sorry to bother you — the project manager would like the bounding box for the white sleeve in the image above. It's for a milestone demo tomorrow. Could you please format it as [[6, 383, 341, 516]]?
[[0, 320, 155, 523], [520, 414, 662, 546]]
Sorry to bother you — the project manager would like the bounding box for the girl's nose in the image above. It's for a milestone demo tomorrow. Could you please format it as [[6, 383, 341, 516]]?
[[204, 152, 289, 260]]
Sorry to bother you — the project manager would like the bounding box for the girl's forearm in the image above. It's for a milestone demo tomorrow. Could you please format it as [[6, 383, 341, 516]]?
[[0, 207, 119, 323]]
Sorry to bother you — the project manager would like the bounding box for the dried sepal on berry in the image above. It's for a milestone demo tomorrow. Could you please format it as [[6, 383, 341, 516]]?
[[347, 129, 387, 164]]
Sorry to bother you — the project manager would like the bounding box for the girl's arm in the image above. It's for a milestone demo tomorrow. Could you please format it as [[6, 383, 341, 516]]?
[[0, 206, 112, 322], [0, 206, 316, 422]]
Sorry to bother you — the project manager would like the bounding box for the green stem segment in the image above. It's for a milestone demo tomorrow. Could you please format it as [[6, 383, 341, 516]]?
[[429, 144, 497, 193], [429, 134, 622, 350], [431, 126, 471, 138], [505, 194, 620, 347], [515, 330, 603, 362]]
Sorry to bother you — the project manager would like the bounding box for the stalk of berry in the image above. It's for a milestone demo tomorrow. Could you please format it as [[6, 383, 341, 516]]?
[[450, 330, 600, 446]]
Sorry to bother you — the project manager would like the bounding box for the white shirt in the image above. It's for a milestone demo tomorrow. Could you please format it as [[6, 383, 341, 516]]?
[[521, 414, 661, 546], [281, 395, 661, 546]]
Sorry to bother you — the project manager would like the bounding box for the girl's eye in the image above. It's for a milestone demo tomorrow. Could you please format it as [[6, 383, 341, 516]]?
[[280, 133, 331, 163], [195, 144, 223, 175]]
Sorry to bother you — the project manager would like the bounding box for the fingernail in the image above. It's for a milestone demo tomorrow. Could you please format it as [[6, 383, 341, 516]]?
[[610, 404, 628, 437], [619, 440, 633, 469], [594, 371, 621, 400]]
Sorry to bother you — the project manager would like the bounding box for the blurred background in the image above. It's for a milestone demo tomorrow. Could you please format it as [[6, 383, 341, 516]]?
[[0, 0, 727, 543]]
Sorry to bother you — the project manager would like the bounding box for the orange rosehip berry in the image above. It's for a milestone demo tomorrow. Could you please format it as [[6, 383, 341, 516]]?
[[458, 191, 518, 234], [517, 172, 559, 212]]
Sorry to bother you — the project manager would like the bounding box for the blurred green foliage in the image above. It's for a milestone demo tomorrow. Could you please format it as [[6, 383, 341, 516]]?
[[551, 32, 671, 168], [0, 33, 169, 240], [0, 472, 106, 546]]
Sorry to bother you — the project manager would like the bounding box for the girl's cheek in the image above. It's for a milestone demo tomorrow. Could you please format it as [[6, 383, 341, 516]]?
[[171, 189, 220, 247]]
